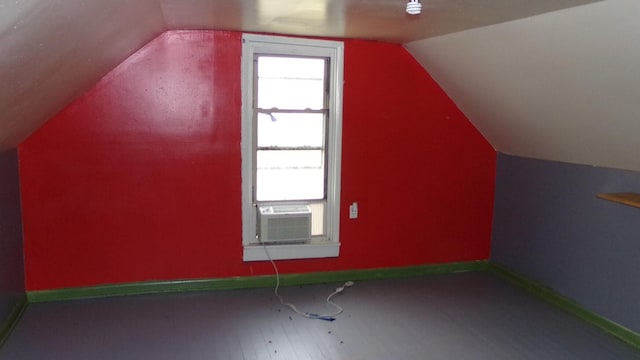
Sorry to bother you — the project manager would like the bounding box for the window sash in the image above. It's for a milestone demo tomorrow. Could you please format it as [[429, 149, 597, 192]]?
[[253, 56, 330, 205]]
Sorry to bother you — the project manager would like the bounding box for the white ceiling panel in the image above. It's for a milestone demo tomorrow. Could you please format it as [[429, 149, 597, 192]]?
[[159, 0, 600, 43]]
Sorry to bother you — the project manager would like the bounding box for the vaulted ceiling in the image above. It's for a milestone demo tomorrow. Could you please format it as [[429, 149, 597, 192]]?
[[3, 0, 638, 171]]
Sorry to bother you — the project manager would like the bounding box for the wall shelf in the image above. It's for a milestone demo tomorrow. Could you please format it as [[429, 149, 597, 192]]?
[[596, 192, 640, 208]]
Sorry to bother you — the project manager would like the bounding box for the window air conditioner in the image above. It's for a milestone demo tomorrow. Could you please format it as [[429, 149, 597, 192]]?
[[258, 205, 312, 243]]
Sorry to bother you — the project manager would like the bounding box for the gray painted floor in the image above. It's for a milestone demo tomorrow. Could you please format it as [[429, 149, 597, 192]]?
[[1, 272, 639, 359]]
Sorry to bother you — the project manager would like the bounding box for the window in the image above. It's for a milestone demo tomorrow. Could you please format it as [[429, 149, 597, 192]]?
[[241, 34, 344, 261]]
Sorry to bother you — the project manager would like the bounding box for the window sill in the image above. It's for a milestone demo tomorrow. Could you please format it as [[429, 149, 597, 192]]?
[[243, 241, 340, 262]]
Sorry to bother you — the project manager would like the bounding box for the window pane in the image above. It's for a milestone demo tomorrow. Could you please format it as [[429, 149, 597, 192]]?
[[256, 150, 325, 201], [257, 113, 324, 148], [258, 56, 325, 80], [257, 149, 324, 170], [257, 57, 326, 110], [258, 78, 324, 109], [256, 168, 325, 201]]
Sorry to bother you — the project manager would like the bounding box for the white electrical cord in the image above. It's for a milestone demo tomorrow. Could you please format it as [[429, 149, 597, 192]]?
[[262, 242, 354, 321]]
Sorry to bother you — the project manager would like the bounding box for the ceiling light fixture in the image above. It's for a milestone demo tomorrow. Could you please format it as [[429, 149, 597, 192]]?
[[406, 0, 422, 15]]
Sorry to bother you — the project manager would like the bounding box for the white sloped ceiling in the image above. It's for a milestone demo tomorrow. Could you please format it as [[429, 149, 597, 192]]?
[[407, 0, 640, 171], [0, 0, 164, 149]]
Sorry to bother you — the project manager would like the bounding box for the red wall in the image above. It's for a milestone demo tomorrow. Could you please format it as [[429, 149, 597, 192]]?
[[19, 30, 496, 291]]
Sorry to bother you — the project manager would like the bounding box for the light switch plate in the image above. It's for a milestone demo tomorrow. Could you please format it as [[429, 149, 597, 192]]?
[[349, 202, 358, 219]]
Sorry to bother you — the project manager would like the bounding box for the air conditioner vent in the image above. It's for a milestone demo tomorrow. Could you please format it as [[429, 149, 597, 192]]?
[[258, 205, 311, 243]]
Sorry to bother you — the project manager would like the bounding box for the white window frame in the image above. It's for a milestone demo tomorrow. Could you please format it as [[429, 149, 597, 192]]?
[[241, 34, 344, 261]]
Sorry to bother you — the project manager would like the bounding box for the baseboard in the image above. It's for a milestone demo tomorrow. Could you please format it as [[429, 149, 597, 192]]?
[[27, 260, 489, 303], [488, 263, 640, 350], [0, 295, 28, 347]]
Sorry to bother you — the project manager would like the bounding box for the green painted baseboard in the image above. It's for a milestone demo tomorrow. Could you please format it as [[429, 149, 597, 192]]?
[[27, 260, 489, 303], [489, 263, 640, 350], [0, 295, 28, 347]]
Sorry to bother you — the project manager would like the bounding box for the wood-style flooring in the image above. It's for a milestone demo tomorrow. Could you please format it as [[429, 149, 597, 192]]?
[[1, 272, 639, 359]]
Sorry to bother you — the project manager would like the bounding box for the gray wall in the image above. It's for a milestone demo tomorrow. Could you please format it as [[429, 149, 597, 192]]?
[[491, 153, 640, 333], [0, 149, 25, 326]]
